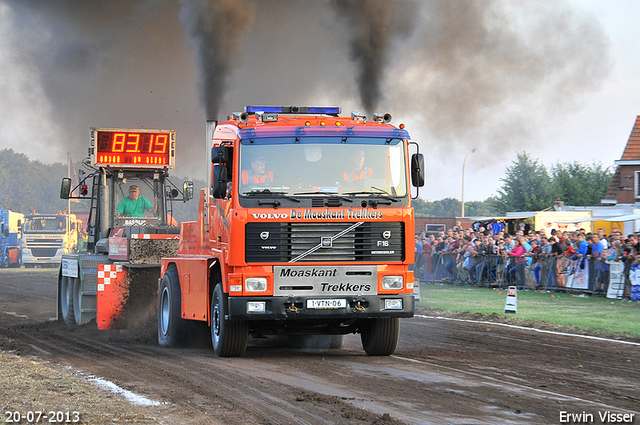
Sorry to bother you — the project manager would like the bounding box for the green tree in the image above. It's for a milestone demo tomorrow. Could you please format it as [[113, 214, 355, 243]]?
[[413, 197, 497, 217], [0, 149, 70, 214], [493, 151, 553, 214], [464, 197, 499, 217], [412, 197, 431, 217], [550, 161, 612, 206]]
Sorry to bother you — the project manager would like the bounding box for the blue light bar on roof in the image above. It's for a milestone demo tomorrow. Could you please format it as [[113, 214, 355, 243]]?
[[306, 106, 341, 115], [244, 106, 342, 115], [245, 106, 283, 113]]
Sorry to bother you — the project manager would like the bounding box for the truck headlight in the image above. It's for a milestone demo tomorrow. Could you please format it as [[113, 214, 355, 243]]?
[[382, 276, 403, 290], [245, 277, 267, 292]]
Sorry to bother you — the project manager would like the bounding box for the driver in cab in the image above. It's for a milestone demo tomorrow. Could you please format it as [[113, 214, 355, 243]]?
[[342, 149, 373, 184], [242, 156, 274, 185], [116, 185, 156, 217]]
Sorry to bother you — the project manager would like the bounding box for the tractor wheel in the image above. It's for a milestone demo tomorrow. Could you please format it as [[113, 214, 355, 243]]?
[[158, 265, 187, 347], [59, 275, 76, 326], [211, 284, 248, 357], [72, 276, 83, 325], [360, 317, 400, 356]]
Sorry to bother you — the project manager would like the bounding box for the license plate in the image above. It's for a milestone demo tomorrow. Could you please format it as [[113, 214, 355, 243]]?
[[307, 299, 347, 309]]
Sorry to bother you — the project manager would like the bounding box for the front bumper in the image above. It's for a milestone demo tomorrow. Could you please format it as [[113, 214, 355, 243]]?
[[228, 293, 415, 321]]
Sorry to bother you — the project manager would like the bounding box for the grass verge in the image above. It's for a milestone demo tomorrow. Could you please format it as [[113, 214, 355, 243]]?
[[416, 284, 640, 341]]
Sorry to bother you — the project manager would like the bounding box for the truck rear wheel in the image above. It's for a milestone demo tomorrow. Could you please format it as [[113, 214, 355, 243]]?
[[158, 266, 187, 347], [360, 317, 400, 356], [59, 275, 76, 326], [211, 284, 248, 357]]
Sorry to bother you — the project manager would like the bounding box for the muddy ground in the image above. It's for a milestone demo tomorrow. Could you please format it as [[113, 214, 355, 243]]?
[[0, 269, 639, 424]]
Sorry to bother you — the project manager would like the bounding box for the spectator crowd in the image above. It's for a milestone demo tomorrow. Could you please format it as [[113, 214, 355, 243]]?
[[413, 225, 639, 299]]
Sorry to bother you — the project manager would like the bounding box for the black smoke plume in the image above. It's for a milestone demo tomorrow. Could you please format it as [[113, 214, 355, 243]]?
[[331, 0, 417, 116], [179, 0, 254, 120]]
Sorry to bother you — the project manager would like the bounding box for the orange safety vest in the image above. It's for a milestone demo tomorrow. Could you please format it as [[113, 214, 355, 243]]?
[[242, 169, 274, 185], [342, 167, 373, 183]]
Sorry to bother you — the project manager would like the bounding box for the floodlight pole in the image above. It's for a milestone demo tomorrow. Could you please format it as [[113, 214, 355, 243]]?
[[461, 147, 477, 218]]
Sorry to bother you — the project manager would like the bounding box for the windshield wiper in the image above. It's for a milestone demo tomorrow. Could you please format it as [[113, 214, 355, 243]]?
[[343, 187, 401, 203], [242, 189, 301, 203], [293, 191, 354, 203]]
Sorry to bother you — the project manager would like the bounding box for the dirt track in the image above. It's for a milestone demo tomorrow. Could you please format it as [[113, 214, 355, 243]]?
[[1, 269, 639, 424]]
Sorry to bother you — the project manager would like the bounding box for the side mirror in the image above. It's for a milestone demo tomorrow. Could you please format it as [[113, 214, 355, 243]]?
[[183, 181, 194, 201], [212, 165, 228, 198], [212, 146, 230, 164], [60, 178, 72, 199], [17, 220, 21, 232], [411, 153, 425, 187]]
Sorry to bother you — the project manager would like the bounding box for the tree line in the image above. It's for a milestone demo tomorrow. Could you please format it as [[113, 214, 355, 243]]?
[[413, 151, 613, 217], [1, 148, 612, 220], [0, 148, 204, 223]]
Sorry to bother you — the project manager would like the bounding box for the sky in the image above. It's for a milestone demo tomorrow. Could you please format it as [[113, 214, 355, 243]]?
[[0, 0, 639, 203]]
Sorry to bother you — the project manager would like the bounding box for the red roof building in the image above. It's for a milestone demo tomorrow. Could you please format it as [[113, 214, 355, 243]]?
[[604, 115, 640, 204]]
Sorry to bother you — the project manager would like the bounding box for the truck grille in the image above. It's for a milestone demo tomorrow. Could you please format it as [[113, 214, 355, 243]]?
[[32, 248, 59, 257], [245, 222, 404, 263], [25, 238, 63, 258]]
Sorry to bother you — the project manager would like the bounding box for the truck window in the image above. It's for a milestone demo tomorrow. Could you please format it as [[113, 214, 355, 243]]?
[[114, 179, 159, 218], [238, 137, 408, 197]]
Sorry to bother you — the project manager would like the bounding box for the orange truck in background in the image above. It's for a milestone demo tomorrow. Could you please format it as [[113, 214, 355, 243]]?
[[159, 106, 425, 357]]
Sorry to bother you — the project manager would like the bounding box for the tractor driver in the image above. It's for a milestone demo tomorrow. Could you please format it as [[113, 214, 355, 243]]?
[[116, 185, 156, 217]]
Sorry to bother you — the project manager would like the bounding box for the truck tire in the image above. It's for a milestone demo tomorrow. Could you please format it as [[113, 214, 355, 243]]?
[[158, 266, 187, 347], [59, 275, 76, 326], [211, 284, 248, 357], [360, 317, 400, 356]]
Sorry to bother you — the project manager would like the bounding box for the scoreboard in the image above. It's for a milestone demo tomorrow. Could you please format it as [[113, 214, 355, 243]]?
[[90, 128, 175, 169]]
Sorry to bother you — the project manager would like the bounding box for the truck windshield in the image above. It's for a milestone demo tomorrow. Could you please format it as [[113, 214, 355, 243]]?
[[238, 137, 408, 198], [23, 217, 66, 233]]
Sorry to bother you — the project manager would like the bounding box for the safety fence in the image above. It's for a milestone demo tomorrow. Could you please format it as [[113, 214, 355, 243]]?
[[414, 252, 638, 299]]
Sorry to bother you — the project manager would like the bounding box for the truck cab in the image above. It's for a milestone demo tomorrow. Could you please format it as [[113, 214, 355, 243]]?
[[0, 208, 24, 268], [21, 213, 79, 268]]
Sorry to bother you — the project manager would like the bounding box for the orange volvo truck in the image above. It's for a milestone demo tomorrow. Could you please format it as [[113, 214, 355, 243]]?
[[159, 106, 425, 357]]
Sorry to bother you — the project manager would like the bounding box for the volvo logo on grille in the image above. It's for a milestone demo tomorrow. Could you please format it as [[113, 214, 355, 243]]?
[[260, 231, 270, 240], [382, 231, 391, 240], [321, 237, 332, 248]]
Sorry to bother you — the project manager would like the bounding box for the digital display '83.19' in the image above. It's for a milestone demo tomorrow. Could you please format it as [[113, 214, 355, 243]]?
[[91, 128, 175, 169]]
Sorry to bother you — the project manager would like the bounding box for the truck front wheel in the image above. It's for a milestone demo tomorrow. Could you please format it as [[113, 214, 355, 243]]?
[[211, 284, 248, 357], [158, 266, 187, 347], [360, 317, 400, 356]]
